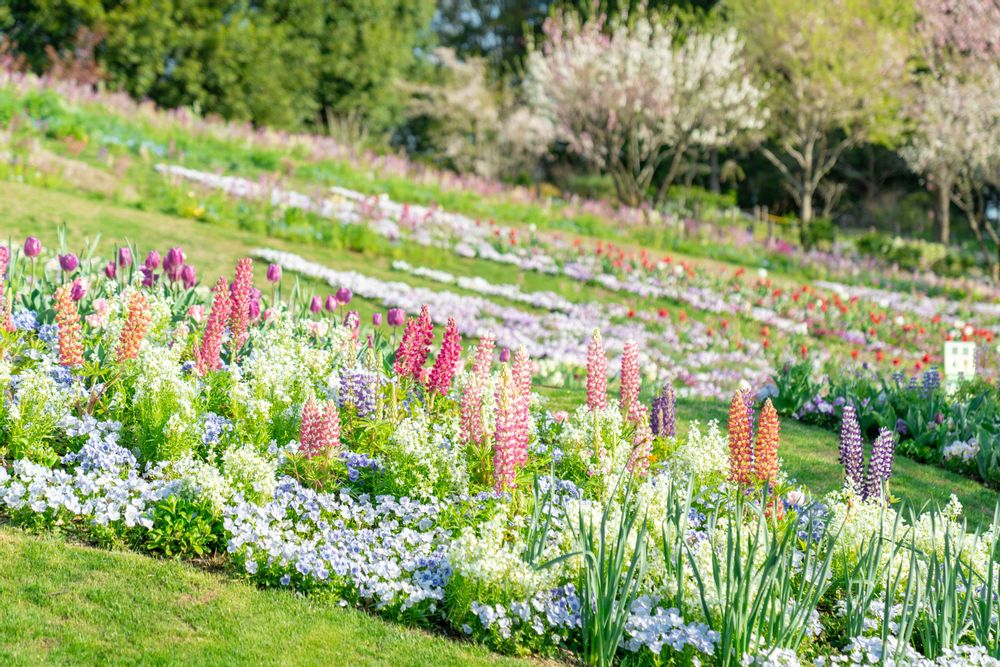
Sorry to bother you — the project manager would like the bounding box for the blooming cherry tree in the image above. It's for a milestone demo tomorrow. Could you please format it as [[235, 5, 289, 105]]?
[[524, 9, 763, 206], [729, 0, 914, 238]]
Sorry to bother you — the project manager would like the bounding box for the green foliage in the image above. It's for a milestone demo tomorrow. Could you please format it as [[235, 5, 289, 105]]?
[[144, 495, 225, 558], [3, 0, 436, 131], [685, 494, 836, 666]]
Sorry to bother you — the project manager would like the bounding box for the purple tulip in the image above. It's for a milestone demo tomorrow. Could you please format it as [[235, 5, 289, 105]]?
[[335, 287, 353, 306], [500, 348, 511, 363], [325, 295, 337, 312], [249, 298, 261, 320], [70, 280, 86, 301], [164, 247, 185, 281], [104, 261, 117, 279], [387, 308, 405, 327], [181, 264, 197, 289], [24, 236, 42, 258], [310, 296, 322, 313], [59, 253, 79, 272], [140, 266, 159, 287], [372, 312, 383, 326], [118, 246, 133, 267], [145, 250, 161, 270], [267, 264, 282, 283]]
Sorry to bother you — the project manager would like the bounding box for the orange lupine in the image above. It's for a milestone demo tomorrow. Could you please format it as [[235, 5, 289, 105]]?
[[727, 390, 753, 486], [116, 292, 152, 362], [54, 285, 84, 366], [753, 399, 781, 484]]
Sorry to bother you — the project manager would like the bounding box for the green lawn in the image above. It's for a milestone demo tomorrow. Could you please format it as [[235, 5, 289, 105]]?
[[0, 528, 533, 667]]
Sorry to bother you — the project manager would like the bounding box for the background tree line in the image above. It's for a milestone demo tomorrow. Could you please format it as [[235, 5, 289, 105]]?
[[3, 0, 1000, 265]]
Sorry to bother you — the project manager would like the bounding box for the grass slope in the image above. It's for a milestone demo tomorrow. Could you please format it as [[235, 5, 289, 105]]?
[[0, 528, 531, 667]]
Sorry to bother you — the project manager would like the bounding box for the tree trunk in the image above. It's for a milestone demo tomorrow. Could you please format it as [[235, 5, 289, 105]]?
[[799, 189, 814, 247], [938, 182, 951, 245], [709, 148, 720, 194]]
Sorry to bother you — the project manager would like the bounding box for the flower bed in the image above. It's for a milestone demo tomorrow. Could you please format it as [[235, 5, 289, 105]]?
[[0, 237, 998, 666]]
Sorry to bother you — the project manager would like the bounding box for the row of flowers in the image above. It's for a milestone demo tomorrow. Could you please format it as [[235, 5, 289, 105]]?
[[158, 163, 1000, 380]]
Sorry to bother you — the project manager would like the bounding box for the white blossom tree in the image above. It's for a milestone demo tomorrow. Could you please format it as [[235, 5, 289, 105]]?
[[903, 0, 1000, 244], [726, 0, 914, 240], [523, 9, 764, 207], [404, 47, 553, 179]]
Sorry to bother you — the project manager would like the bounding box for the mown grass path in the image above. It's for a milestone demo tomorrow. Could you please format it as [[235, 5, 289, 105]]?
[[0, 528, 534, 666]]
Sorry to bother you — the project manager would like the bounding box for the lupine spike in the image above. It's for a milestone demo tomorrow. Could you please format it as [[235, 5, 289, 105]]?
[[472, 333, 495, 379], [393, 305, 434, 382], [493, 365, 519, 492], [650, 384, 676, 438], [753, 399, 780, 483], [586, 328, 608, 411], [196, 276, 232, 375], [229, 257, 254, 354], [299, 394, 340, 458], [459, 375, 485, 446], [511, 346, 532, 468], [116, 292, 152, 362], [1, 291, 13, 333], [838, 404, 865, 494], [627, 404, 653, 476], [460, 335, 495, 446], [54, 285, 85, 367], [864, 427, 896, 501], [427, 317, 462, 396], [727, 389, 753, 486], [620, 339, 641, 422]]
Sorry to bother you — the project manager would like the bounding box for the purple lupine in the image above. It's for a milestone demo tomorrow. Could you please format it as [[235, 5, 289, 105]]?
[[650, 384, 676, 438], [863, 428, 896, 501], [338, 367, 378, 418], [838, 404, 864, 494]]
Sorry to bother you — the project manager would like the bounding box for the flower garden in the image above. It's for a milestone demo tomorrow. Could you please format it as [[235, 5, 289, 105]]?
[[1, 70, 1000, 667]]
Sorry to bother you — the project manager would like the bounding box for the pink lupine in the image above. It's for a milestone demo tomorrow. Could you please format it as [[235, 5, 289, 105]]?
[[299, 394, 340, 458], [460, 334, 495, 446], [627, 405, 653, 476], [472, 333, 495, 377], [586, 328, 608, 410], [393, 318, 420, 377], [511, 346, 532, 467], [393, 305, 434, 381], [196, 277, 232, 375], [229, 257, 254, 354], [620, 339, 641, 421], [54, 285, 84, 367], [428, 318, 462, 396], [493, 366, 520, 492], [0, 245, 9, 282], [2, 292, 13, 333], [459, 377, 486, 446]]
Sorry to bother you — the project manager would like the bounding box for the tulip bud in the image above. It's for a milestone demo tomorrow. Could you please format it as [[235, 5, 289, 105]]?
[[24, 236, 42, 258], [59, 253, 79, 272]]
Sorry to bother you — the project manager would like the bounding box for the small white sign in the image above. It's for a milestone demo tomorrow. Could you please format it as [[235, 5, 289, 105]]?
[[943, 341, 976, 392]]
